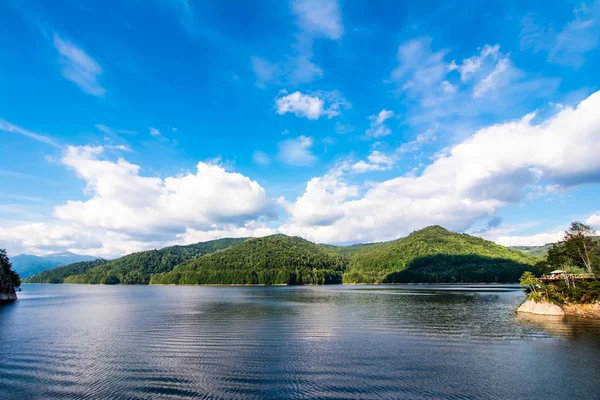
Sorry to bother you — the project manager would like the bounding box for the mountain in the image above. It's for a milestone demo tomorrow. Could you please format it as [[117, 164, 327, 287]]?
[[343, 226, 538, 284], [24, 259, 110, 284], [22, 227, 539, 286], [509, 245, 551, 258], [151, 235, 347, 285], [510, 236, 600, 259], [59, 238, 247, 284], [11, 252, 99, 278]]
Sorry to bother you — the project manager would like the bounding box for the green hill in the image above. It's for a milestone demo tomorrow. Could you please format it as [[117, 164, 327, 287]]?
[[25, 259, 109, 283], [343, 226, 538, 283], [40, 238, 247, 285], [509, 245, 551, 258], [150, 234, 347, 285]]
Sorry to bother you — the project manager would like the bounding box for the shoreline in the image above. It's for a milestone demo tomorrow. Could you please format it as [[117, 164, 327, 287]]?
[[517, 298, 600, 320]]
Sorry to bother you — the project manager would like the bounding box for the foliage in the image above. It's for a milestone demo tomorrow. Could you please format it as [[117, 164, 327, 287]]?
[[527, 280, 600, 304], [24, 259, 109, 283], [343, 226, 537, 283], [26, 238, 246, 285], [510, 245, 551, 258], [543, 222, 600, 276], [1, 249, 21, 289], [520, 271, 538, 292], [151, 235, 347, 285]]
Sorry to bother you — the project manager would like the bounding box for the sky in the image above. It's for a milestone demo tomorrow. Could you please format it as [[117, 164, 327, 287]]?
[[1, 0, 600, 258]]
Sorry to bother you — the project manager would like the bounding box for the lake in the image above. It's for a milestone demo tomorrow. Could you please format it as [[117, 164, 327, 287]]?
[[1, 284, 599, 399]]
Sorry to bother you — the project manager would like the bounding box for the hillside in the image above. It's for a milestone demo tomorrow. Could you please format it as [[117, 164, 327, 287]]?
[[510, 245, 551, 258], [39, 238, 247, 285], [11, 252, 99, 278], [343, 226, 538, 283], [151, 235, 347, 285], [24, 259, 109, 283]]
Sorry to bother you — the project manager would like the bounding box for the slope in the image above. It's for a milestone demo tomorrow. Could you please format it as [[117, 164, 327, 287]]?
[[151, 234, 347, 285], [344, 226, 538, 283], [58, 238, 247, 284]]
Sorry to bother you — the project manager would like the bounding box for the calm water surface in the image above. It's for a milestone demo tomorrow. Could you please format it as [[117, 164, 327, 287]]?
[[1, 284, 599, 399]]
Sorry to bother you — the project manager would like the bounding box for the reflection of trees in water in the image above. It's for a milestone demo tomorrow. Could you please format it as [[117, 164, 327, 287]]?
[[517, 313, 600, 342]]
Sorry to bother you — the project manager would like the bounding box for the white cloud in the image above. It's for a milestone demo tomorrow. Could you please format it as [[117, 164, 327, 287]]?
[[521, 3, 600, 68], [253, 150, 271, 166], [53, 146, 275, 237], [280, 90, 600, 244], [0, 223, 103, 256], [397, 128, 436, 153], [453, 44, 500, 81], [277, 136, 317, 166], [177, 223, 277, 244], [472, 58, 513, 98], [585, 214, 600, 229], [251, 0, 342, 87], [275, 90, 349, 119], [149, 127, 161, 136], [0, 119, 60, 148], [335, 121, 355, 134], [291, 0, 343, 40], [53, 34, 105, 97], [95, 124, 137, 136], [496, 231, 564, 247], [390, 37, 449, 95], [352, 151, 395, 173], [366, 110, 394, 137]]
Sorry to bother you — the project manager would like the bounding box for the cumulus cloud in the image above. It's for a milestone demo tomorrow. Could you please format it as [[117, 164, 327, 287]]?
[[53, 34, 105, 97], [277, 136, 317, 166], [495, 231, 564, 247], [365, 110, 394, 137], [54, 146, 275, 237], [280, 90, 600, 244], [0, 223, 103, 256], [275, 90, 349, 119], [352, 151, 395, 173]]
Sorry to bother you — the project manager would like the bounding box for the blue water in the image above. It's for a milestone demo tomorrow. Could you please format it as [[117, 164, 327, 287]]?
[[1, 284, 599, 399]]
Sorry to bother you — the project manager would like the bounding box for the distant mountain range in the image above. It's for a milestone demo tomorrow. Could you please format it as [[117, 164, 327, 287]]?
[[11, 252, 100, 278], [26, 227, 539, 285]]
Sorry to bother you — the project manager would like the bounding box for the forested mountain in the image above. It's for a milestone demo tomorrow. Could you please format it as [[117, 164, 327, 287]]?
[[25, 259, 109, 283], [151, 235, 347, 285], [509, 245, 550, 258], [343, 226, 538, 283], [22, 227, 540, 285], [11, 252, 99, 278], [510, 237, 600, 259], [28, 238, 246, 285]]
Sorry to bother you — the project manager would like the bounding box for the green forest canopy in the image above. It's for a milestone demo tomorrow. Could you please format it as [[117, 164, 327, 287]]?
[[25, 238, 246, 285], [24, 226, 541, 285]]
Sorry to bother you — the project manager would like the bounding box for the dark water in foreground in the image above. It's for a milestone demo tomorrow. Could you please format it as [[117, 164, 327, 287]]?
[[1, 284, 600, 399]]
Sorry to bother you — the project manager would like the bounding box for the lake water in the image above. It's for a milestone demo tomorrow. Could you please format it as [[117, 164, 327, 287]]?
[[1, 284, 599, 399]]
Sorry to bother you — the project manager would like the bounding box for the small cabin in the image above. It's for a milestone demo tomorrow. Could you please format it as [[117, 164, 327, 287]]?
[[550, 270, 566, 276]]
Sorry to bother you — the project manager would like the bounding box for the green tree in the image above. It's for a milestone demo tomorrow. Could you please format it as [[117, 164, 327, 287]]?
[[520, 271, 538, 293], [562, 222, 598, 275], [1, 249, 21, 289]]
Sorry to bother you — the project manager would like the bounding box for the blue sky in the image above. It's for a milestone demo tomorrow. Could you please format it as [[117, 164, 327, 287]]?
[[1, 0, 600, 257]]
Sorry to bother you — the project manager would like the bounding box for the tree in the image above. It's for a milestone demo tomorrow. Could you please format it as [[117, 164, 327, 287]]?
[[562, 222, 598, 275], [520, 271, 538, 293], [1, 249, 21, 289]]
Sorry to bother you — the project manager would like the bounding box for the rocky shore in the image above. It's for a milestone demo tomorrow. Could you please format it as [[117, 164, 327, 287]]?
[[517, 298, 600, 319]]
